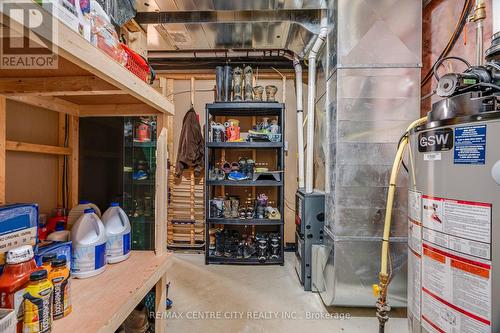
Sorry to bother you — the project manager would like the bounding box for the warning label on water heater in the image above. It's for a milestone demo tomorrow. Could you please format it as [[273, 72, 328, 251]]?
[[454, 125, 487, 164], [420, 193, 492, 333], [422, 195, 491, 260], [421, 242, 491, 333]]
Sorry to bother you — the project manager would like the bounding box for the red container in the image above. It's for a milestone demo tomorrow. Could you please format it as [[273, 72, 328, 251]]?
[[121, 43, 150, 82], [38, 208, 67, 241], [0, 246, 39, 332]]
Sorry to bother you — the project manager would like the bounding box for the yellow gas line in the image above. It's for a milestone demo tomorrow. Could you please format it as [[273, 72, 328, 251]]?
[[374, 116, 427, 300]]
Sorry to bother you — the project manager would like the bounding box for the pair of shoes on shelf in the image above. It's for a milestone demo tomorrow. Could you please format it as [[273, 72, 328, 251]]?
[[255, 233, 281, 262], [238, 207, 254, 219], [209, 168, 225, 181]]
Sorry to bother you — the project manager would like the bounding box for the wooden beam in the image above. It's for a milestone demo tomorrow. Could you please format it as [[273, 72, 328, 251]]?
[[0, 76, 125, 97], [0, 97, 5, 204], [79, 104, 160, 117], [68, 116, 79, 208], [165, 79, 174, 160], [155, 128, 168, 256], [6, 141, 72, 155], [6, 95, 79, 116], [154, 274, 167, 333], [57, 113, 67, 207]]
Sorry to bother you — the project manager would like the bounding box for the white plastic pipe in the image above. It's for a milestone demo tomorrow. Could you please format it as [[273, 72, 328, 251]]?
[[294, 56, 305, 189], [305, 21, 328, 194]]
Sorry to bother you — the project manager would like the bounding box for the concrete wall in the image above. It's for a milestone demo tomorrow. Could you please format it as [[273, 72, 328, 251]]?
[[170, 77, 305, 242]]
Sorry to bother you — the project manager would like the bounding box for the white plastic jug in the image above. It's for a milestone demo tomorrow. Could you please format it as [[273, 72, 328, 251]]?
[[67, 200, 101, 230], [101, 202, 131, 264], [70, 208, 107, 279]]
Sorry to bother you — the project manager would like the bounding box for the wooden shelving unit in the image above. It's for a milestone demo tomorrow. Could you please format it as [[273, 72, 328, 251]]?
[[0, 5, 174, 333], [53, 251, 173, 333]]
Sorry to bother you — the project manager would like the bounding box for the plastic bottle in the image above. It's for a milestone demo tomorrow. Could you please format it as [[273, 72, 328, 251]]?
[[46, 222, 70, 242], [67, 200, 101, 230], [49, 258, 72, 320], [70, 208, 107, 279], [101, 202, 132, 264], [22, 270, 53, 333], [0, 245, 38, 332], [40, 253, 57, 275]]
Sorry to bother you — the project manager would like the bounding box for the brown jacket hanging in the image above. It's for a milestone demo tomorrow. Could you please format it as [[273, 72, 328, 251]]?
[[175, 107, 204, 177]]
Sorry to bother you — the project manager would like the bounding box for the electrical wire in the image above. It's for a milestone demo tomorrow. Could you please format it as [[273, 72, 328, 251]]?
[[421, 0, 474, 87], [432, 56, 472, 81]]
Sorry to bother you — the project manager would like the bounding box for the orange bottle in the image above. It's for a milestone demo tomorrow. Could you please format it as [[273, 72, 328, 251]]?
[[0, 245, 38, 332], [40, 253, 57, 275], [49, 257, 72, 319]]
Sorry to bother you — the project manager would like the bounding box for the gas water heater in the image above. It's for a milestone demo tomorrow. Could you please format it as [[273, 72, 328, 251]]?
[[407, 61, 500, 333]]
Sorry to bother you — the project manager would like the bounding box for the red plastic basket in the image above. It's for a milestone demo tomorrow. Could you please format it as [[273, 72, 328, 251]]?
[[120, 43, 150, 82]]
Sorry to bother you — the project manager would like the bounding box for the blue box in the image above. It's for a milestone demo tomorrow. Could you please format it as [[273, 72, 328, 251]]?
[[35, 240, 72, 271], [0, 204, 38, 254]]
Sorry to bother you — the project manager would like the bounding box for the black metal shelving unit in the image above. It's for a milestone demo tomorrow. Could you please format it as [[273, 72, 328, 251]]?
[[205, 102, 285, 265]]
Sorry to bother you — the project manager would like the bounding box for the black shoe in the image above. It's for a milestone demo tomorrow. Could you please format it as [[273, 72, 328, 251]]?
[[215, 231, 225, 257], [269, 233, 280, 260], [256, 233, 268, 263]]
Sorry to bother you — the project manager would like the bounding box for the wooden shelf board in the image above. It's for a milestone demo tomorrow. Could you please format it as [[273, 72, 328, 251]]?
[[53, 251, 173, 333], [0, 5, 174, 116], [6, 140, 71, 155]]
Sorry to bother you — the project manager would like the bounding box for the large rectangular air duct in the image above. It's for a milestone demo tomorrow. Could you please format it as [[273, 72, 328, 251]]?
[[313, 0, 422, 307]]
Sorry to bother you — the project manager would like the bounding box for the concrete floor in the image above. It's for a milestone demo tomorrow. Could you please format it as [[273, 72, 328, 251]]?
[[165, 252, 408, 333]]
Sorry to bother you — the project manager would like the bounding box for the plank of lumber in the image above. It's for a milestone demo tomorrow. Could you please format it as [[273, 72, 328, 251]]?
[[7, 95, 79, 115], [6, 141, 72, 155], [0, 76, 125, 96], [79, 104, 160, 117], [68, 116, 78, 208], [0, 97, 5, 204]]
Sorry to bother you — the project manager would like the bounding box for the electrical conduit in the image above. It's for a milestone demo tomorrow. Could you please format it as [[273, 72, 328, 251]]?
[[305, 18, 328, 194]]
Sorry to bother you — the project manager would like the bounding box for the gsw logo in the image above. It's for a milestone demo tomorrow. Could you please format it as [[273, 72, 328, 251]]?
[[418, 128, 453, 152]]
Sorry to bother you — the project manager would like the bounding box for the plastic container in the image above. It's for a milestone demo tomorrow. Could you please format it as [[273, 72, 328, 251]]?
[[40, 253, 57, 275], [0, 308, 16, 333], [46, 223, 70, 242], [67, 200, 101, 230], [49, 258, 72, 320], [101, 203, 131, 264], [70, 208, 107, 279], [0, 245, 38, 332], [23, 270, 53, 333], [35, 241, 72, 272]]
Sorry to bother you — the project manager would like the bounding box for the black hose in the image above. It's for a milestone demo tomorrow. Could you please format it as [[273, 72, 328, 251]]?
[[421, 0, 474, 87], [432, 56, 472, 81], [379, 324, 385, 333]]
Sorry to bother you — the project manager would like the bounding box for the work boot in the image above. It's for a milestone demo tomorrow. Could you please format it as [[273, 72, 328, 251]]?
[[223, 65, 233, 102], [256, 233, 268, 262], [246, 159, 255, 180], [215, 230, 225, 257], [269, 233, 280, 259], [244, 66, 253, 101], [233, 67, 243, 101], [215, 66, 224, 102], [243, 236, 257, 258]]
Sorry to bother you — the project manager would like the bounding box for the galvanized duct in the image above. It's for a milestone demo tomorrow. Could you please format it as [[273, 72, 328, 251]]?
[[315, 0, 422, 307]]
